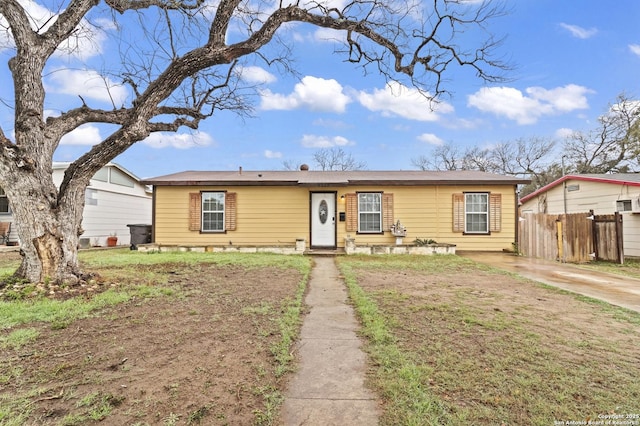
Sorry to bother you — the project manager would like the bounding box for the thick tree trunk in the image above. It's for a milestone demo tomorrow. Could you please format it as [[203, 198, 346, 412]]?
[[5, 172, 87, 284]]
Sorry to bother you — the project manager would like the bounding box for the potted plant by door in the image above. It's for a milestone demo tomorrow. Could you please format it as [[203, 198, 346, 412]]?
[[106, 233, 118, 247]]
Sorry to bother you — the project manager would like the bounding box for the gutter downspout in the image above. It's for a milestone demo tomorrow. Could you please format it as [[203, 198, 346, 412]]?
[[561, 156, 567, 215], [151, 187, 156, 243], [515, 185, 520, 252], [560, 156, 567, 263]]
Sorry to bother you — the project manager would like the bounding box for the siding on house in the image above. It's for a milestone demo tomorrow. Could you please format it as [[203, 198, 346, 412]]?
[[81, 188, 152, 246], [520, 176, 640, 257], [55, 163, 152, 247], [152, 183, 519, 252], [1, 163, 151, 246]]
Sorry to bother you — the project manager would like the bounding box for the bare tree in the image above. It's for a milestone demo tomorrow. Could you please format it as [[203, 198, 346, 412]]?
[[413, 94, 640, 197], [411, 138, 556, 196], [411, 143, 463, 171], [510, 138, 556, 176], [312, 147, 367, 171], [0, 0, 508, 284], [461, 145, 495, 172], [563, 94, 640, 174], [281, 160, 302, 171], [518, 162, 564, 197], [413, 137, 555, 176]]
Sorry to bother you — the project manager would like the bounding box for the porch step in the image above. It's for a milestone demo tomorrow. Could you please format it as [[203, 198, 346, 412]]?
[[304, 248, 346, 256]]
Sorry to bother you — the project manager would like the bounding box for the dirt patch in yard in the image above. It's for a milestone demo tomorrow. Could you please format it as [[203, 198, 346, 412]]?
[[1, 253, 304, 425], [343, 258, 640, 424]]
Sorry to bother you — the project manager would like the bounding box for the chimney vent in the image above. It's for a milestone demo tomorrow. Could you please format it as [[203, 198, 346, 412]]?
[[239, 166, 242, 175]]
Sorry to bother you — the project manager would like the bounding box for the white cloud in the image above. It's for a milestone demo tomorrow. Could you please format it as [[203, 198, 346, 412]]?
[[288, 26, 345, 45], [264, 149, 282, 158], [260, 76, 351, 113], [13, 0, 56, 34], [629, 44, 640, 57], [555, 128, 575, 139], [526, 85, 591, 111], [0, 0, 54, 51], [47, 68, 129, 106], [142, 131, 214, 149], [238, 66, 277, 84], [59, 124, 102, 145], [1, 0, 107, 58], [93, 17, 117, 31], [312, 118, 349, 129], [467, 84, 592, 125], [393, 123, 411, 132], [559, 23, 597, 39], [313, 28, 345, 43], [468, 87, 544, 124], [292, 31, 306, 43], [357, 82, 453, 122], [54, 22, 107, 60], [417, 133, 444, 146], [301, 134, 353, 148], [608, 99, 640, 124]]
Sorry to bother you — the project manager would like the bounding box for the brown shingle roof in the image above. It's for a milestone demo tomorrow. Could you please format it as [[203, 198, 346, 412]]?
[[142, 170, 530, 186]]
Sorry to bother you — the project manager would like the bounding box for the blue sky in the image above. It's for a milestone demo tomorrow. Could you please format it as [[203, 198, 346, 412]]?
[[1, 0, 640, 179]]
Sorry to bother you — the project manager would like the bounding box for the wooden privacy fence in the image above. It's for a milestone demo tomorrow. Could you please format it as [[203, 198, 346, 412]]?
[[592, 212, 624, 264], [518, 211, 624, 264]]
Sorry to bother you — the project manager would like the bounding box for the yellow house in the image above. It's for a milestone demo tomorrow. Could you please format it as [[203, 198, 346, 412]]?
[[142, 169, 529, 253]]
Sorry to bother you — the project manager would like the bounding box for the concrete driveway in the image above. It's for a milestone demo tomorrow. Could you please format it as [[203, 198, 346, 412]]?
[[459, 251, 640, 313]]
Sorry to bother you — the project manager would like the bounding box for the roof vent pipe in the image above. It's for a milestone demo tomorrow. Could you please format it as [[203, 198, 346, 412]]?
[[300, 164, 309, 171], [239, 166, 242, 175]]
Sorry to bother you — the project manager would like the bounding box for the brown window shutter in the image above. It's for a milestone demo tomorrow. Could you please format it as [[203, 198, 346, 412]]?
[[452, 193, 464, 232], [345, 193, 357, 232], [490, 193, 502, 232], [225, 192, 237, 231], [382, 193, 394, 231], [189, 192, 201, 231]]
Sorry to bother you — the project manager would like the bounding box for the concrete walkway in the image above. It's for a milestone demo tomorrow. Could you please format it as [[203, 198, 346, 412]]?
[[460, 251, 640, 313], [281, 256, 379, 426]]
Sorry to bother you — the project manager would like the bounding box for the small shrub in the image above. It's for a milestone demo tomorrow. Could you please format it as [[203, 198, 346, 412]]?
[[413, 238, 437, 246]]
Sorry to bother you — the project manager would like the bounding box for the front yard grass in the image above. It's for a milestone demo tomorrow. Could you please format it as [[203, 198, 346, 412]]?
[[0, 249, 311, 425], [338, 255, 640, 425]]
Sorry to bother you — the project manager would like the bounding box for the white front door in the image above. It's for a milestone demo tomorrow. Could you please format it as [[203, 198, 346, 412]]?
[[311, 192, 336, 248]]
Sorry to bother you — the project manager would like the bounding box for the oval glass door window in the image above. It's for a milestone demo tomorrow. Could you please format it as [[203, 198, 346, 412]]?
[[319, 200, 328, 224]]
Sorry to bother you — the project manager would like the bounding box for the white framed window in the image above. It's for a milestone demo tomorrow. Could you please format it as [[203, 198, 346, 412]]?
[[85, 188, 98, 206], [110, 167, 135, 187], [202, 192, 225, 232], [0, 188, 9, 214], [358, 192, 382, 233], [92, 168, 108, 182], [465, 193, 489, 234]]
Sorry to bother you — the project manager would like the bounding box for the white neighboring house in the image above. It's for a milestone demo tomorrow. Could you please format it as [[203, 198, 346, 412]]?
[[0, 162, 152, 247], [520, 174, 640, 258]]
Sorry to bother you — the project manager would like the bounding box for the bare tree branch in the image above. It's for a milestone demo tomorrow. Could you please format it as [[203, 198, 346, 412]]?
[[412, 143, 463, 171], [564, 94, 640, 173], [105, 0, 206, 14], [313, 147, 367, 171], [413, 137, 556, 180]]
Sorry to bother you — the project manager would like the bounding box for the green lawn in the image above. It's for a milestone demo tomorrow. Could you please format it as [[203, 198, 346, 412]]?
[[577, 257, 640, 280]]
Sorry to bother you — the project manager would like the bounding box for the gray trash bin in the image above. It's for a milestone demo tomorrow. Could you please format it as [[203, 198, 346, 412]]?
[[127, 224, 152, 250]]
